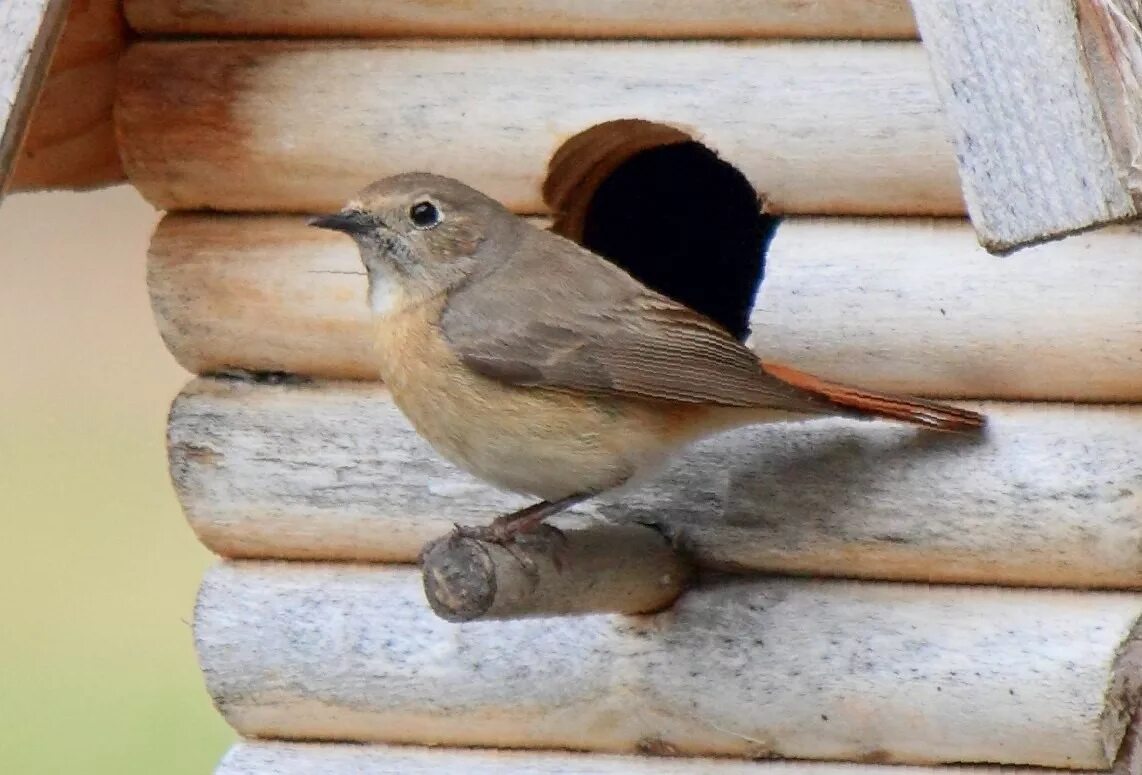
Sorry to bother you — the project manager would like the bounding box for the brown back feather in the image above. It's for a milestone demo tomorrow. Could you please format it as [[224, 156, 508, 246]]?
[[440, 224, 832, 413]]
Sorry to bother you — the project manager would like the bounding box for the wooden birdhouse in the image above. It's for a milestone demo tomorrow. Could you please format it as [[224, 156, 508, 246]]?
[[6, 1, 1142, 773]]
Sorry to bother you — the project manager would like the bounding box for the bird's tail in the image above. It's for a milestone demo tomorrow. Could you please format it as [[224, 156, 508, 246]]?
[[760, 361, 986, 433]]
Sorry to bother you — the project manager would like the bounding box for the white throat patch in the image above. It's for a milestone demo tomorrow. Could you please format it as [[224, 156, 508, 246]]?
[[368, 270, 404, 317]]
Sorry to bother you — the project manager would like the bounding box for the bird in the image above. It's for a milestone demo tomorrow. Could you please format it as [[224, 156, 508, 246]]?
[[311, 172, 985, 544]]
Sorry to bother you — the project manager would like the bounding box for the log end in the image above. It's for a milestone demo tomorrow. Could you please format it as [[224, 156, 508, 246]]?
[[420, 523, 692, 623], [421, 532, 499, 622]]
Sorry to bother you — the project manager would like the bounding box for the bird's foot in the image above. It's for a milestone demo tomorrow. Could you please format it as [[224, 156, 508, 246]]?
[[452, 520, 569, 573], [452, 516, 542, 544], [449, 494, 588, 572]]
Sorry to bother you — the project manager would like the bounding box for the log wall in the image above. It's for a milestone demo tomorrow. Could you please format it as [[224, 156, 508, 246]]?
[[148, 214, 1142, 401], [124, 1, 919, 39], [115, 41, 961, 215], [217, 743, 1139, 775], [197, 563, 1142, 768], [171, 379, 1142, 589]]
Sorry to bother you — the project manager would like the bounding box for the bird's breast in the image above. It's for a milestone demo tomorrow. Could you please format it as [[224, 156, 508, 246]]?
[[371, 299, 738, 500]]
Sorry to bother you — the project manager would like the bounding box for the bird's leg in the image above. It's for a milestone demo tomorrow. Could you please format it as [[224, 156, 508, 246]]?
[[451, 494, 592, 573], [456, 493, 590, 545]]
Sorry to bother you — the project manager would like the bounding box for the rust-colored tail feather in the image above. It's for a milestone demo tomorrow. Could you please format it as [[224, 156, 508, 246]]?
[[761, 362, 986, 433]]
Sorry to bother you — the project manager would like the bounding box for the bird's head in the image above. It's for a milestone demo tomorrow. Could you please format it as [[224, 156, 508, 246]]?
[[311, 172, 513, 314]]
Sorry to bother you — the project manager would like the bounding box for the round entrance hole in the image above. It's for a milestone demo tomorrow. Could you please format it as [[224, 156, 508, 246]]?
[[543, 120, 779, 342]]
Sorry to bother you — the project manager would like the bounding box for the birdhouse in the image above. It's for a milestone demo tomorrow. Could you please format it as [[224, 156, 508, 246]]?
[[7, 1, 1142, 773]]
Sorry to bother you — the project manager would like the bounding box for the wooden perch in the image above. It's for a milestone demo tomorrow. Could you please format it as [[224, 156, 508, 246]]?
[[421, 524, 691, 622], [218, 741, 1126, 775], [196, 562, 1142, 768], [0, 0, 68, 197], [115, 40, 961, 215], [8, 0, 126, 192], [148, 213, 1142, 401], [170, 378, 1142, 589], [124, 0, 918, 39], [910, 0, 1142, 253]]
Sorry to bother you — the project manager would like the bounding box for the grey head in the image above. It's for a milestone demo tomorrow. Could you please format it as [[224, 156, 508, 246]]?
[[311, 172, 519, 313]]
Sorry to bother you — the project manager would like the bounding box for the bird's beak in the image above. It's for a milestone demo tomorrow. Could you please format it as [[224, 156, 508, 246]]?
[[308, 210, 378, 235]]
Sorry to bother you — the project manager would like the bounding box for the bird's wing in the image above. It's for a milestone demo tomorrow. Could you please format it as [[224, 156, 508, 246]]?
[[440, 227, 828, 412]]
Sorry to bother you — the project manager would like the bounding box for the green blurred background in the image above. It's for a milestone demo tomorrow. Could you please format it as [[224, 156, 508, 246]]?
[[0, 186, 234, 773]]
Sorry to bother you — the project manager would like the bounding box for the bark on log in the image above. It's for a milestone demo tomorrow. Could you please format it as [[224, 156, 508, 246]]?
[[196, 562, 1142, 768], [910, 0, 1142, 253], [9, 0, 126, 192], [124, 0, 918, 39], [148, 214, 1142, 401], [115, 40, 962, 215], [421, 524, 691, 622], [170, 378, 1142, 589], [218, 741, 1133, 775]]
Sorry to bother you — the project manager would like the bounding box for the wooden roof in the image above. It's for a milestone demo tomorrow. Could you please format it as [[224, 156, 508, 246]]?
[[0, 0, 125, 200]]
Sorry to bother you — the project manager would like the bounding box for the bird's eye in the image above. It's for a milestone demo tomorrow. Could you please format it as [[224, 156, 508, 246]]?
[[409, 201, 442, 229]]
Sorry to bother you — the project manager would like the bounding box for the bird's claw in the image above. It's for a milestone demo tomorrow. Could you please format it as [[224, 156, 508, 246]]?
[[450, 521, 570, 573]]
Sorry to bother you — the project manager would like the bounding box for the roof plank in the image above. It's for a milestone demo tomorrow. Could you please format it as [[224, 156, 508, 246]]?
[[0, 0, 68, 199], [911, 0, 1142, 253]]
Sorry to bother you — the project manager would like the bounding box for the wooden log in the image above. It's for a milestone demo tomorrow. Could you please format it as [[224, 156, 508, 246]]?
[[115, 40, 963, 215], [8, 0, 126, 191], [196, 562, 1142, 768], [421, 525, 691, 622], [147, 213, 1142, 401], [170, 378, 1142, 589], [123, 0, 919, 40], [218, 741, 1129, 775], [910, 0, 1142, 253], [0, 0, 68, 197]]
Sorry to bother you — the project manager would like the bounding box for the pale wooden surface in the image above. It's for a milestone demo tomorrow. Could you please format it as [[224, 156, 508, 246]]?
[[218, 741, 1128, 775], [1076, 0, 1142, 208], [910, 0, 1142, 253], [124, 0, 918, 39], [9, 0, 125, 191], [421, 525, 691, 622], [196, 562, 1142, 768], [115, 40, 962, 215], [148, 214, 1142, 401], [170, 379, 1142, 589], [0, 0, 67, 196]]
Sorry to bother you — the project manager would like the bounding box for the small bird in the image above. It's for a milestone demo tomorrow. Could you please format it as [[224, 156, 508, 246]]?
[[312, 173, 985, 543]]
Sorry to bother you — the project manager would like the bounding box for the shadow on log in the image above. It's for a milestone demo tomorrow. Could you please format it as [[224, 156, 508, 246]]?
[[168, 379, 1142, 590]]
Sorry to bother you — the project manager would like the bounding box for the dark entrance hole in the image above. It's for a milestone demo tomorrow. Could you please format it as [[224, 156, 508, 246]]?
[[543, 120, 779, 342]]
